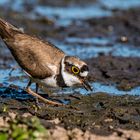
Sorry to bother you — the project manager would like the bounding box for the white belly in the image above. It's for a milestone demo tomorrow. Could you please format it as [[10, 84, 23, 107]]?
[[23, 70, 58, 87], [42, 75, 58, 87]]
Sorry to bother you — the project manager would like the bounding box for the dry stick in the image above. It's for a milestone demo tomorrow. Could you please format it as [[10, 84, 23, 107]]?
[[25, 88, 79, 110]]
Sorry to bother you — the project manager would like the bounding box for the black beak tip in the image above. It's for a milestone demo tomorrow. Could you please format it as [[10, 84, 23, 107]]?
[[89, 86, 93, 91], [86, 85, 93, 91], [83, 81, 92, 91]]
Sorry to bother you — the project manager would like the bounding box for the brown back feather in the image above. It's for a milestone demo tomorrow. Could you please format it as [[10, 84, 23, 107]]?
[[0, 18, 23, 39], [0, 18, 65, 79]]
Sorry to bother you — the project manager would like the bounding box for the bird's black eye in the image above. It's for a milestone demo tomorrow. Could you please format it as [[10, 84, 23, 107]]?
[[81, 65, 89, 72], [72, 66, 80, 74]]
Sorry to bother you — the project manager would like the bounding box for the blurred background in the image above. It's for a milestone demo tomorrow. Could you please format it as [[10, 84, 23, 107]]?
[[1, 0, 140, 58], [1, 0, 140, 95], [0, 0, 140, 58], [0, 1, 140, 139]]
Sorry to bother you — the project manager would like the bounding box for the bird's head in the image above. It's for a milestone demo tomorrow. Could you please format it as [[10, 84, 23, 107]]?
[[61, 56, 92, 91]]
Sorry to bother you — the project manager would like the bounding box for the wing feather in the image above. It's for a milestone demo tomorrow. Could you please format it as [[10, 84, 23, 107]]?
[[6, 34, 65, 79]]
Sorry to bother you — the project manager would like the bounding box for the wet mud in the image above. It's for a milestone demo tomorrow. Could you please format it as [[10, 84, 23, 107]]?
[[87, 56, 140, 91], [0, 0, 140, 139]]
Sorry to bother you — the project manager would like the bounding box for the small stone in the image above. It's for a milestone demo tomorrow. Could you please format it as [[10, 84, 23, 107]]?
[[8, 112, 16, 119], [48, 118, 60, 124], [104, 118, 113, 122], [120, 36, 128, 42]]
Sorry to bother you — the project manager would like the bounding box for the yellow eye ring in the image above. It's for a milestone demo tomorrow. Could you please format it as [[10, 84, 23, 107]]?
[[72, 66, 79, 74]]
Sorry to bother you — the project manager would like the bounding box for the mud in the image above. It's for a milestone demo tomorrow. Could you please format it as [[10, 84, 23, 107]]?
[[0, 0, 140, 139], [0, 91, 140, 139], [87, 56, 140, 91]]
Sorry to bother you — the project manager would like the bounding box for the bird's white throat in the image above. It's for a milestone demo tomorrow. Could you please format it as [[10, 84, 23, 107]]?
[[61, 56, 81, 87]]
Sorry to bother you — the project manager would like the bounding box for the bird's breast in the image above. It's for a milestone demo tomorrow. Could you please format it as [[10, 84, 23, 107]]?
[[42, 75, 58, 87]]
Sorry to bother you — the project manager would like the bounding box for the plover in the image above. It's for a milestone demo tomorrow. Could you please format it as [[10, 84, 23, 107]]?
[[0, 18, 92, 105]]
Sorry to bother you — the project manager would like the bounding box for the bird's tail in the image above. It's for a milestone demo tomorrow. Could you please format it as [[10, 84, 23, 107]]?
[[0, 18, 23, 39]]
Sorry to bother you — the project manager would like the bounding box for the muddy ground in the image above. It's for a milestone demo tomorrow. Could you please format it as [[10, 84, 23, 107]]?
[[0, 0, 140, 140]]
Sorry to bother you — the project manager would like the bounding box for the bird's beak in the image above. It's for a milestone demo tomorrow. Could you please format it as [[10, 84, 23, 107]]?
[[81, 79, 92, 91]]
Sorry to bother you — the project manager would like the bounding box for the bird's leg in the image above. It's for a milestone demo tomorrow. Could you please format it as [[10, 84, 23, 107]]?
[[25, 84, 79, 109], [26, 79, 32, 89], [35, 83, 39, 105], [25, 80, 64, 106], [26, 79, 39, 105], [25, 80, 79, 109], [9, 66, 19, 76], [35, 83, 39, 93], [26, 88, 64, 106], [26, 80, 40, 106]]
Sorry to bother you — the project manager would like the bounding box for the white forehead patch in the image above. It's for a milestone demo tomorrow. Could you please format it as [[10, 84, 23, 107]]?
[[80, 71, 88, 77]]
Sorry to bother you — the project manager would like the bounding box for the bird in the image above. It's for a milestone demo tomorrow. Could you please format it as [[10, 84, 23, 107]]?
[[0, 18, 92, 105]]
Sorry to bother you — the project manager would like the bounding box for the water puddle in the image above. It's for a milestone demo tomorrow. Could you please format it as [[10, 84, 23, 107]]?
[[91, 82, 140, 95], [0, 68, 27, 87], [54, 37, 140, 59], [57, 82, 140, 96], [0, 0, 24, 11], [1, 0, 140, 26], [65, 37, 110, 46], [0, 86, 33, 100], [34, 1, 140, 26], [0, 68, 140, 96], [0, 1, 111, 26], [34, 5, 111, 26], [100, 0, 140, 10]]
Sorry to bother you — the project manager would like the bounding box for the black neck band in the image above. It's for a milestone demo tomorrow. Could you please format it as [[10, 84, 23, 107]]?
[[56, 57, 67, 87]]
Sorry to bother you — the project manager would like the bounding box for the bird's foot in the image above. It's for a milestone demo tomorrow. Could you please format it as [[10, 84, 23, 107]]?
[[25, 88, 79, 110]]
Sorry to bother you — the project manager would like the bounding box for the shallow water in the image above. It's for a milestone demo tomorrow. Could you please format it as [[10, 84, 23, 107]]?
[[100, 0, 140, 9], [34, 0, 140, 26], [34, 5, 111, 26], [1, 36, 140, 96], [0, 68, 140, 96], [33, 0, 140, 26], [0, 86, 33, 100], [0, 69, 26, 86], [1, 0, 140, 26], [56, 82, 140, 96], [55, 37, 140, 59], [79, 82, 140, 96]]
